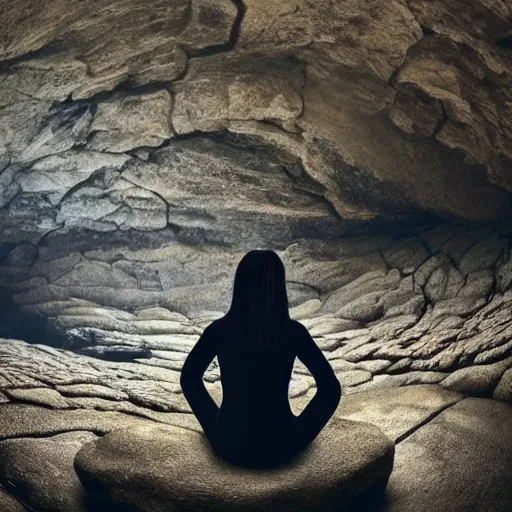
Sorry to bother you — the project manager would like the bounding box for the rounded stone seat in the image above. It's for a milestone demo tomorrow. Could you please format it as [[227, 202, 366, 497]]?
[[74, 416, 394, 512]]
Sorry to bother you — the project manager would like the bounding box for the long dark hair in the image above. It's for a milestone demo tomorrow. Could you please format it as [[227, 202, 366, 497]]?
[[223, 250, 291, 348]]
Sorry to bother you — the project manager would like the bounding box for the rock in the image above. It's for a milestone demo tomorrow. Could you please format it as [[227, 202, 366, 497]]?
[[0, 403, 184, 441], [355, 372, 449, 391], [298, 316, 359, 336], [0, 431, 96, 512], [431, 297, 485, 319], [326, 359, 359, 373], [494, 368, 512, 403], [87, 90, 174, 153], [337, 292, 385, 323], [456, 269, 494, 298], [496, 251, 512, 293], [440, 358, 512, 397], [458, 234, 505, 276], [356, 359, 393, 373], [172, 54, 304, 134], [321, 270, 389, 313], [55, 384, 129, 401], [4, 387, 70, 409], [74, 418, 395, 512], [288, 375, 314, 398], [78, 345, 153, 361], [289, 299, 323, 320], [53, 315, 200, 336], [336, 370, 372, 387], [382, 398, 512, 512], [134, 307, 191, 322], [380, 276, 419, 314], [337, 384, 462, 442], [0, 489, 25, 512]]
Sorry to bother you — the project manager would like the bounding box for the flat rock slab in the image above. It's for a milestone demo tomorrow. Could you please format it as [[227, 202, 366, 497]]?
[[382, 398, 512, 512], [336, 384, 462, 442], [75, 417, 395, 512], [0, 403, 200, 441]]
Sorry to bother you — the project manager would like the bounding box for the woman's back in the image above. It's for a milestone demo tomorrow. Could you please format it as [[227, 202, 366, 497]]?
[[181, 317, 342, 468], [213, 318, 297, 438]]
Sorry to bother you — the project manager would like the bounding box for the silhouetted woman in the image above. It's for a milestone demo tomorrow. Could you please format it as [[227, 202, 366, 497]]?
[[180, 250, 342, 468]]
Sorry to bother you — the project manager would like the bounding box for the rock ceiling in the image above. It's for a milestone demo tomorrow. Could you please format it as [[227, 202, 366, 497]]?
[[1, 0, 511, 228]]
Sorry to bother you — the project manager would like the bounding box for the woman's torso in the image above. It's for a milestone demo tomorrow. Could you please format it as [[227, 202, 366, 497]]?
[[210, 318, 298, 456]]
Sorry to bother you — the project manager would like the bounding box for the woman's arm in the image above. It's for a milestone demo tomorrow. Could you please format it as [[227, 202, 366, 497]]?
[[180, 322, 220, 437], [292, 321, 342, 448]]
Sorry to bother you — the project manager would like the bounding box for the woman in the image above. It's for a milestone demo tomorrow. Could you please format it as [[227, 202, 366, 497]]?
[[180, 250, 342, 469]]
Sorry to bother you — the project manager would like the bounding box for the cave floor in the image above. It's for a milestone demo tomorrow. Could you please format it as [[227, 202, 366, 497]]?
[[0, 334, 511, 511]]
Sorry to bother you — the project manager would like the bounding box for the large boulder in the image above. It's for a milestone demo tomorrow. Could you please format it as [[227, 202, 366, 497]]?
[[382, 398, 512, 512], [74, 417, 395, 512]]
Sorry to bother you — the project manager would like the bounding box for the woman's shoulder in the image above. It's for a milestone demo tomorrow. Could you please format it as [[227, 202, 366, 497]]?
[[215, 316, 298, 328], [289, 319, 307, 332]]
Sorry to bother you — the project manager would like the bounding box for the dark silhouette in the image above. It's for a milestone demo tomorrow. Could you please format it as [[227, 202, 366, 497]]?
[[180, 250, 342, 469]]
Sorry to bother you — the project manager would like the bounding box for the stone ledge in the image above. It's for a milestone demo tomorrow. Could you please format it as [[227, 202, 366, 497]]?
[[74, 417, 395, 512]]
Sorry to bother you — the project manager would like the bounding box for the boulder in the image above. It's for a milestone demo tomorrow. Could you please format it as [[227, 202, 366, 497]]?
[[382, 398, 512, 512], [0, 489, 25, 512], [0, 431, 96, 512], [336, 384, 462, 442], [440, 358, 512, 397], [74, 417, 394, 512], [494, 368, 512, 403]]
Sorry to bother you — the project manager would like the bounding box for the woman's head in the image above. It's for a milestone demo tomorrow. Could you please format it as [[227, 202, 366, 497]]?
[[225, 250, 290, 345]]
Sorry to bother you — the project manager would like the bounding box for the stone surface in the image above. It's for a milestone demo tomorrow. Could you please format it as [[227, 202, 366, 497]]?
[[336, 385, 462, 442], [494, 368, 512, 403], [440, 358, 512, 397], [1, 223, 511, 383], [0, 488, 25, 512], [0, 2, 511, 509], [0, 403, 193, 441], [1, 1, 512, 352], [0, 332, 511, 512], [74, 418, 395, 512], [381, 398, 512, 512], [0, 431, 96, 512]]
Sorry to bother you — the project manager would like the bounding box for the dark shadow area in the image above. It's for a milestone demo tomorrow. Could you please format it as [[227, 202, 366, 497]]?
[[0, 479, 41, 512], [77, 346, 152, 362], [338, 479, 390, 512], [0, 288, 48, 345], [496, 37, 512, 49]]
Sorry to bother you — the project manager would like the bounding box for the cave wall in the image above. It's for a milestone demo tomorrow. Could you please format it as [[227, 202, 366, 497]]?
[[1, 0, 511, 223], [0, 220, 511, 378], [0, 0, 511, 372]]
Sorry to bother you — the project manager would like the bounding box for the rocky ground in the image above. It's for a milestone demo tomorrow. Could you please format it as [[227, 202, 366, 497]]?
[[2, 220, 511, 387], [0, 219, 512, 511], [0, 337, 512, 511]]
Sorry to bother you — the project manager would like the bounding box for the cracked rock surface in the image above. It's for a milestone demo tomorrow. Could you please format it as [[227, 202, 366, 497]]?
[[1, 350, 512, 512], [1, 222, 511, 387]]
